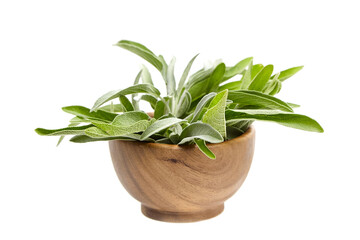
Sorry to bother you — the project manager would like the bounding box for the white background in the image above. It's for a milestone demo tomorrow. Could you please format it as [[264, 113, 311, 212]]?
[[1, 0, 359, 239]]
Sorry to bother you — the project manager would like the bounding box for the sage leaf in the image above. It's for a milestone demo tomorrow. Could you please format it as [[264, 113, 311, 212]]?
[[218, 80, 242, 91], [178, 122, 223, 144], [240, 60, 253, 89], [287, 102, 300, 108], [70, 133, 149, 143], [154, 100, 165, 119], [91, 84, 161, 111], [177, 54, 199, 96], [228, 90, 293, 112], [115, 40, 163, 71], [99, 104, 125, 113], [91, 111, 150, 136], [35, 124, 93, 136], [62, 105, 118, 122], [92, 120, 150, 136], [251, 64, 264, 80], [207, 63, 226, 92], [202, 89, 228, 137], [140, 94, 158, 109], [225, 109, 324, 132], [276, 66, 303, 82], [85, 127, 111, 138], [166, 57, 176, 96], [248, 65, 274, 91], [140, 118, 186, 140], [119, 95, 134, 111], [226, 126, 245, 140], [194, 139, 216, 159], [56, 122, 80, 146], [176, 90, 192, 117], [141, 65, 153, 85], [132, 69, 143, 110], [222, 57, 253, 82], [191, 92, 216, 123], [112, 111, 149, 125]]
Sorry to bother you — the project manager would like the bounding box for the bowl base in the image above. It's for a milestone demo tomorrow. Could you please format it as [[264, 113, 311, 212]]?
[[141, 204, 224, 223]]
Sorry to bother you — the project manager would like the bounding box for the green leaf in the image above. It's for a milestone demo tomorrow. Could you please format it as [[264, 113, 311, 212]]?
[[158, 54, 168, 81], [186, 68, 213, 87], [140, 118, 187, 140], [91, 84, 161, 111], [240, 60, 253, 89], [99, 104, 125, 113], [91, 111, 150, 136], [70, 134, 147, 143], [268, 80, 282, 95], [276, 66, 303, 82], [85, 127, 111, 138], [287, 102, 300, 108], [132, 69, 143, 110], [194, 139, 216, 159], [178, 122, 223, 144], [140, 94, 158, 109], [251, 64, 264, 80], [176, 90, 192, 117], [222, 57, 253, 82], [154, 100, 166, 119], [226, 126, 245, 140], [218, 80, 242, 91], [225, 109, 324, 132], [112, 111, 149, 125], [35, 124, 93, 136], [177, 54, 199, 96], [166, 57, 176, 96], [186, 68, 213, 101], [92, 120, 150, 136], [119, 95, 134, 112], [141, 65, 153, 85], [62, 105, 118, 122], [56, 122, 80, 146], [228, 90, 293, 112], [207, 63, 226, 92], [202, 89, 228, 137], [248, 65, 274, 91], [191, 92, 216, 123], [69, 116, 89, 124], [115, 40, 163, 71]]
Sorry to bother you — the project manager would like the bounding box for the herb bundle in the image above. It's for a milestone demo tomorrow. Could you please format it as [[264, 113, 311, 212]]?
[[35, 40, 323, 159]]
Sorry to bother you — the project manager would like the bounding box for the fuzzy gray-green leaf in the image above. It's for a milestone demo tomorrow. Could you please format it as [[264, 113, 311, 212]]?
[[202, 89, 228, 137], [177, 54, 199, 96], [225, 109, 324, 132], [222, 57, 253, 82], [115, 40, 163, 71], [276, 66, 303, 82], [248, 65, 274, 91], [176, 90, 192, 117], [191, 92, 216, 123], [140, 118, 186, 140], [91, 84, 160, 111], [207, 63, 226, 92], [62, 105, 118, 122], [119, 95, 134, 112], [35, 124, 93, 136], [195, 139, 216, 159], [227, 90, 293, 112], [178, 122, 223, 144]]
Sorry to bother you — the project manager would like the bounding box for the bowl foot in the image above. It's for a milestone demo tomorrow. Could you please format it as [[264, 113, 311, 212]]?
[[141, 204, 224, 223]]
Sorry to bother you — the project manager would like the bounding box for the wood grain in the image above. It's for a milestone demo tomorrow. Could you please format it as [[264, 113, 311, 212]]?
[[109, 126, 255, 222]]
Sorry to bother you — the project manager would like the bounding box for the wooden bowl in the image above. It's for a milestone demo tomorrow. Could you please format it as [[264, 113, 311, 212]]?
[[109, 126, 255, 222]]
